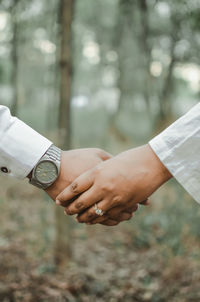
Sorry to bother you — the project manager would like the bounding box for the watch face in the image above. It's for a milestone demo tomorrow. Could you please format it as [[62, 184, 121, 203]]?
[[35, 160, 58, 184]]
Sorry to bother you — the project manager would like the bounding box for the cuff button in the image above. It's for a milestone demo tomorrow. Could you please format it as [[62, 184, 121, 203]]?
[[1, 167, 9, 173]]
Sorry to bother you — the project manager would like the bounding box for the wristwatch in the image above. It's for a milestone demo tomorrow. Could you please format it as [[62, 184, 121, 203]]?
[[29, 144, 61, 190]]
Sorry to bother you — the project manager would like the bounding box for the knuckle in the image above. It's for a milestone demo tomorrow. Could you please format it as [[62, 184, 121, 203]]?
[[75, 201, 83, 210], [101, 183, 114, 193], [70, 182, 79, 193], [113, 195, 123, 205]]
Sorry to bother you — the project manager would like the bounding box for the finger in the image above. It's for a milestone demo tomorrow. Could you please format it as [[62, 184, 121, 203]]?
[[98, 150, 112, 161], [108, 203, 138, 218], [87, 198, 136, 224], [92, 202, 137, 222], [86, 207, 134, 224], [56, 171, 94, 206], [100, 219, 119, 226], [139, 199, 150, 206], [77, 195, 135, 223], [87, 214, 109, 224], [119, 212, 132, 221], [77, 198, 117, 223], [77, 198, 134, 224], [91, 212, 132, 224], [64, 188, 102, 215], [99, 213, 133, 226], [126, 203, 139, 214], [58, 194, 81, 207], [89, 199, 148, 224]]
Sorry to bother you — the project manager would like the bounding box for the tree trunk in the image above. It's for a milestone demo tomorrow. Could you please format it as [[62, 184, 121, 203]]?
[[54, 0, 75, 269], [10, 0, 19, 116], [58, 0, 74, 149], [155, 38, 177, 132], [107, 0, 132, 144], [155, 14, 180, 132], [138, 0, 152, 113]]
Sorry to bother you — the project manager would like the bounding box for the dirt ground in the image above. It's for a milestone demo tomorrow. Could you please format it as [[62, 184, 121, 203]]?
[[0, 176, 200, 302]]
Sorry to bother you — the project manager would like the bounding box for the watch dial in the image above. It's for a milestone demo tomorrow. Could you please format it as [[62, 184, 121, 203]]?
[[35, 161, 58, 184]]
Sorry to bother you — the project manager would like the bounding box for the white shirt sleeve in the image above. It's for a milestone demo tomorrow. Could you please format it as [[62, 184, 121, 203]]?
[[149, 102, 200, 204], [0, 105, 52, 179]]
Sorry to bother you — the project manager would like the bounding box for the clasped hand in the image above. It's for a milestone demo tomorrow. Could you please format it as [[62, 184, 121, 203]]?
[[53, 145, 172, 226]]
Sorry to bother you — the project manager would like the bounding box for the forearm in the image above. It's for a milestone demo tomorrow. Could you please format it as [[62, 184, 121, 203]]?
[[0, 105, 52, 179], [145, 144, 173, 186], [116, 144, 172, 189]]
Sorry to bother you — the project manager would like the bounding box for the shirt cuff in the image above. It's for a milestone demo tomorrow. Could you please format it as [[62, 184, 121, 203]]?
[[0, 118, 52, 179]]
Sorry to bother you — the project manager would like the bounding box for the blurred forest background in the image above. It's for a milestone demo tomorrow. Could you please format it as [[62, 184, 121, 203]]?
[[0, 0, 200, 301]]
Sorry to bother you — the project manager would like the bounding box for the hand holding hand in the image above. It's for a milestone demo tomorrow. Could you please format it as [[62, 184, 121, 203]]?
[[45, 148, 111, 200], [56, 145, 172, 225], [45, 147, 142, 225]]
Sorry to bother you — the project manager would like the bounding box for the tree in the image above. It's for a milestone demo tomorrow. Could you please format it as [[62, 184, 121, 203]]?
[[54, 0, 75, 269], [10, 0, 20, 116], [107, 0, 134, 144], [155, 3, 185, 131], [137, 0, 152, 112]]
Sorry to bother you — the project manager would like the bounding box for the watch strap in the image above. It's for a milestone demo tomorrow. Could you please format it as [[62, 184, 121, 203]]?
[[45, 145, 61, 162]]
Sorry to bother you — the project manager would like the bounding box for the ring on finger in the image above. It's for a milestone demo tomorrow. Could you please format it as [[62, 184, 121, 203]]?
[[94, 203, 104, 216]]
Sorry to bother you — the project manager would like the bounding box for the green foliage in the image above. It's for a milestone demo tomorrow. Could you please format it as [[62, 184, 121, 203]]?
[[0, 0, 199, 135], [128, 181, 200, 259]]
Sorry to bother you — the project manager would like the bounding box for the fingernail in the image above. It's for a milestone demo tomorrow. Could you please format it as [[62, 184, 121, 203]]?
[[64, 210, 67, 215], [56, 199, 61, 205]]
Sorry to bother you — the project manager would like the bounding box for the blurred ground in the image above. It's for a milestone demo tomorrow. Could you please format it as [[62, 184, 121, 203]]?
[[0, 176, 200, 302]]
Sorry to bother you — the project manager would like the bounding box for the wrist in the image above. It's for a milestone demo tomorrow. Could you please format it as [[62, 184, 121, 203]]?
[[45, 150, 64, 198], [147, 144, 172, 185]]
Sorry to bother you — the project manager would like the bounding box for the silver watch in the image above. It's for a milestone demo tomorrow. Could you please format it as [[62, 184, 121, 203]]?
[[29, 144, 61, 190]]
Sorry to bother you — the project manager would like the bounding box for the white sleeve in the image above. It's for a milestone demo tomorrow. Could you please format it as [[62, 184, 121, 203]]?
[[149, 103, 200, 203], [0, 105, 52, 179]]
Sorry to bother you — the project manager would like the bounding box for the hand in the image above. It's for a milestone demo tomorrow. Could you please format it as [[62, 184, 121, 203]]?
[[82, 200, 150, 226], [45, 148, 111, 200], [56, 144, 172, 224], [45, 147, 141, 226]]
